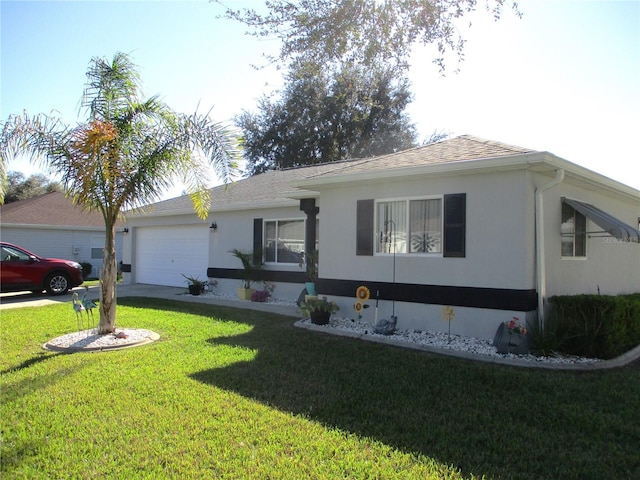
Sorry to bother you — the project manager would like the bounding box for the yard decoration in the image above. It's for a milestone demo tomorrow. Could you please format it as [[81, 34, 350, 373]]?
[[251, 281, 275, 303], [81, 286, 98, 328], [441, 306, 455, 343], [231, 248, 263, 300], [72, 292, 86, 331], [182, 274, 205, 296], [374, 220, 397, 335], [492, 317, 530, 354], [298, 296, 339, 325], [353, 285, 371, 321], [299, 249, 319, 296]]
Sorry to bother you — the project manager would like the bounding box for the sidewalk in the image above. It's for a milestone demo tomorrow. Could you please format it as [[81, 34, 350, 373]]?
[[0, 283, 299, 317]]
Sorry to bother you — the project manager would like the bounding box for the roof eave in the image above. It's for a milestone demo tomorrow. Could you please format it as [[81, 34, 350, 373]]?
[[292, 151, 640, 201], [125, 199, 301, 219], [291, 151, 550, 188]]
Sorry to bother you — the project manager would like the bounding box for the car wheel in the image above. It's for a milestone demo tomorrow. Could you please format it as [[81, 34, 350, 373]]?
[[45, 272, 70, 295]]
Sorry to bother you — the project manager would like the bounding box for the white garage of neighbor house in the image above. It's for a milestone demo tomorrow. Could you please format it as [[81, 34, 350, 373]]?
[[122, 136, 640, 339], [0, 192, 124, 278]]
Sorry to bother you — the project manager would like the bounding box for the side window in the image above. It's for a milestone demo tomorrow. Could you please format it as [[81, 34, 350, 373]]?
[[561, 202, 586, 257], [1, 246, 29, 262]]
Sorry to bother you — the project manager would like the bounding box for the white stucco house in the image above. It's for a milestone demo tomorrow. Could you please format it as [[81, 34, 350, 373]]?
[[122, 136, 640, 339], [0, 192, 124, 278]]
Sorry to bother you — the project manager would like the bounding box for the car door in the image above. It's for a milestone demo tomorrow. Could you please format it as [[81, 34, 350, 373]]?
[[0, 245, 40, 289]]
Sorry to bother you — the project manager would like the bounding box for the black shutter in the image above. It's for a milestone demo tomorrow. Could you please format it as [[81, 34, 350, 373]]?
[[356, 199, 374, 256], [443, 194, 466, 257], [253, 218, 263, 264]]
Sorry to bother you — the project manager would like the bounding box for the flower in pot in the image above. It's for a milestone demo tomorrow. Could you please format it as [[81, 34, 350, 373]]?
[[182, 274, 205, 296], [231, 248, 263, 300], [298, 249, 318, 297], [298, 296, 339, 325]]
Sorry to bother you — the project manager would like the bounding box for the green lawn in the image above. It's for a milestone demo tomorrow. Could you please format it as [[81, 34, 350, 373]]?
[[1, 298, 638, 479]]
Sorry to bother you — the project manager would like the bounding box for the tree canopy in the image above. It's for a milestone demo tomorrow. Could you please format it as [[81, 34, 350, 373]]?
[[238, 63, 418, 175], [3, 171, 62, 203], [218, 0, 521, 73]]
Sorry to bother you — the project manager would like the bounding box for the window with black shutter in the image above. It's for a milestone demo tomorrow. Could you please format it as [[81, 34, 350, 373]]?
[[356, 199, 374, 256], [443, 193, 466, 257]]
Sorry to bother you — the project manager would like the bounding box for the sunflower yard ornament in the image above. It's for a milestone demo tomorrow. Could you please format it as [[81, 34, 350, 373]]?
[[354, 286, 371, 320], [441, 306, 455, 343]]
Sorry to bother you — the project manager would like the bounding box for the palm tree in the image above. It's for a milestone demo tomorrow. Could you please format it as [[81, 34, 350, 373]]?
[[0, 52, 240, 333]]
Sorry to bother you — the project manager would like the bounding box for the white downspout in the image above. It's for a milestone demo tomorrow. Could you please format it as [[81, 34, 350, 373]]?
[[535, 168, 565, 329]]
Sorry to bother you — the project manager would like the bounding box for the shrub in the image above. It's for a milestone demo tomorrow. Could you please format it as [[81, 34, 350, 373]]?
[[80, 262, 92, 279], [547, 294, 640, 359]]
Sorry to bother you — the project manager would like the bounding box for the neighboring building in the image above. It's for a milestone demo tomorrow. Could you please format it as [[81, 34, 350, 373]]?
[[122, 136, 640, 339], [0, 192, 124, 278]]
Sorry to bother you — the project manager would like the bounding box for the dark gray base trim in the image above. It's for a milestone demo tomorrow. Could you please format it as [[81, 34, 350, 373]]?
[[207, 268, 537, 311]]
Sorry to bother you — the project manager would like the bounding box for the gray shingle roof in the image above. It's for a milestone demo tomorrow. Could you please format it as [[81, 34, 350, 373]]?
[[136, 135, 540, 215], [300, 135, 537, 179]]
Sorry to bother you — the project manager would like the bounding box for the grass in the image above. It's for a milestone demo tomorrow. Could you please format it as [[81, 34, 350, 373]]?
[[1, 298, 639, 479]]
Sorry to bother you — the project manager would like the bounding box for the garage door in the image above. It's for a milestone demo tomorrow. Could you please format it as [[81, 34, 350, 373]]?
[[135, 225, 210, 287]]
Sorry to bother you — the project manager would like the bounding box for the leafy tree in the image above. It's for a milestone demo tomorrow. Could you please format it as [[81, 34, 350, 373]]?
[[3, 171, 62, 203], [217, 0, 521, 73], [0, 52, 240, 333], [238, 62, 417, 175]]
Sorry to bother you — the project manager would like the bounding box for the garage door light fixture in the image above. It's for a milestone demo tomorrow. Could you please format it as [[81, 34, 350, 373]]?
[[210, 222, 217, 231]]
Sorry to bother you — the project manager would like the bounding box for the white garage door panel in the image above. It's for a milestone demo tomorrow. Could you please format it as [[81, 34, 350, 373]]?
[[136, 225, 209, 287]]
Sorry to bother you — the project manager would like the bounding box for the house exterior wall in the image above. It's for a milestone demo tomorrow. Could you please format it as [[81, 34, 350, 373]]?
[[315, 169, 537, 338], [540, 179, 640, 298], [121, 159, 638, 341], [0, 225, 123, 278], [207, 205, 308, 300], [123, 205, 308, 300]]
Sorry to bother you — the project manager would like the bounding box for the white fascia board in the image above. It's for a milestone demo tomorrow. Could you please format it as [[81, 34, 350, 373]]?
[[543, 155, 640, 201], [281, 189, 320, 200]]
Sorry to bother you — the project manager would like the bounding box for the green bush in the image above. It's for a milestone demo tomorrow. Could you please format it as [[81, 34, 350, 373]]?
[[547, 294, 640, 359], [80, 262, 93, 279]]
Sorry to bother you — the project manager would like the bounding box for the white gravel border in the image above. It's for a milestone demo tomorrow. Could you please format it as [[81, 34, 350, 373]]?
[[43, 328, 160, 352], [295, 316, 609, 369]]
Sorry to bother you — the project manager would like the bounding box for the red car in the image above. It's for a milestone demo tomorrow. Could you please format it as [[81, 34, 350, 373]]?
[[0, 242, 84, 295]]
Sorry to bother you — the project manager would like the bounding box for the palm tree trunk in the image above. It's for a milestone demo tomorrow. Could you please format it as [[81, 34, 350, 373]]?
[[98, 218, 118, 334]]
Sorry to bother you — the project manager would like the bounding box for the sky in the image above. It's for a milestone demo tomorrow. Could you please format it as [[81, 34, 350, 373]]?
[[1, 0, 639, 196]]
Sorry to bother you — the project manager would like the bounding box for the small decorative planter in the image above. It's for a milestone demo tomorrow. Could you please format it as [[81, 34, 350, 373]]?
[[305, 282, 317, 297], [188, 284, 202, 296], [298, 296, 339, 326], [237, 287, 255, 301], [310, 310, 331, 325], [493, 321, 530, 355]]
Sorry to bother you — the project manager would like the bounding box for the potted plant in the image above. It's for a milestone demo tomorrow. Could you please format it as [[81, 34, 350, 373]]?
[[182, 274, 205, 296], [298, 249, 319, 297], [298, 296, 339, 325], [251, 281, 275, 303], [231, 248, 263, 300]]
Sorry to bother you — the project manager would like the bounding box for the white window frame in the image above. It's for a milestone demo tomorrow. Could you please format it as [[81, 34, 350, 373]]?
[[374, 195, 443, 256], [263, 218, 306, 264], [561, 203, 587, 259]]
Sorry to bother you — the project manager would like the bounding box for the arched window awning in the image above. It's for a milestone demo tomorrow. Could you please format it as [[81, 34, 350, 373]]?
[[562, 197, 640, 243]]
